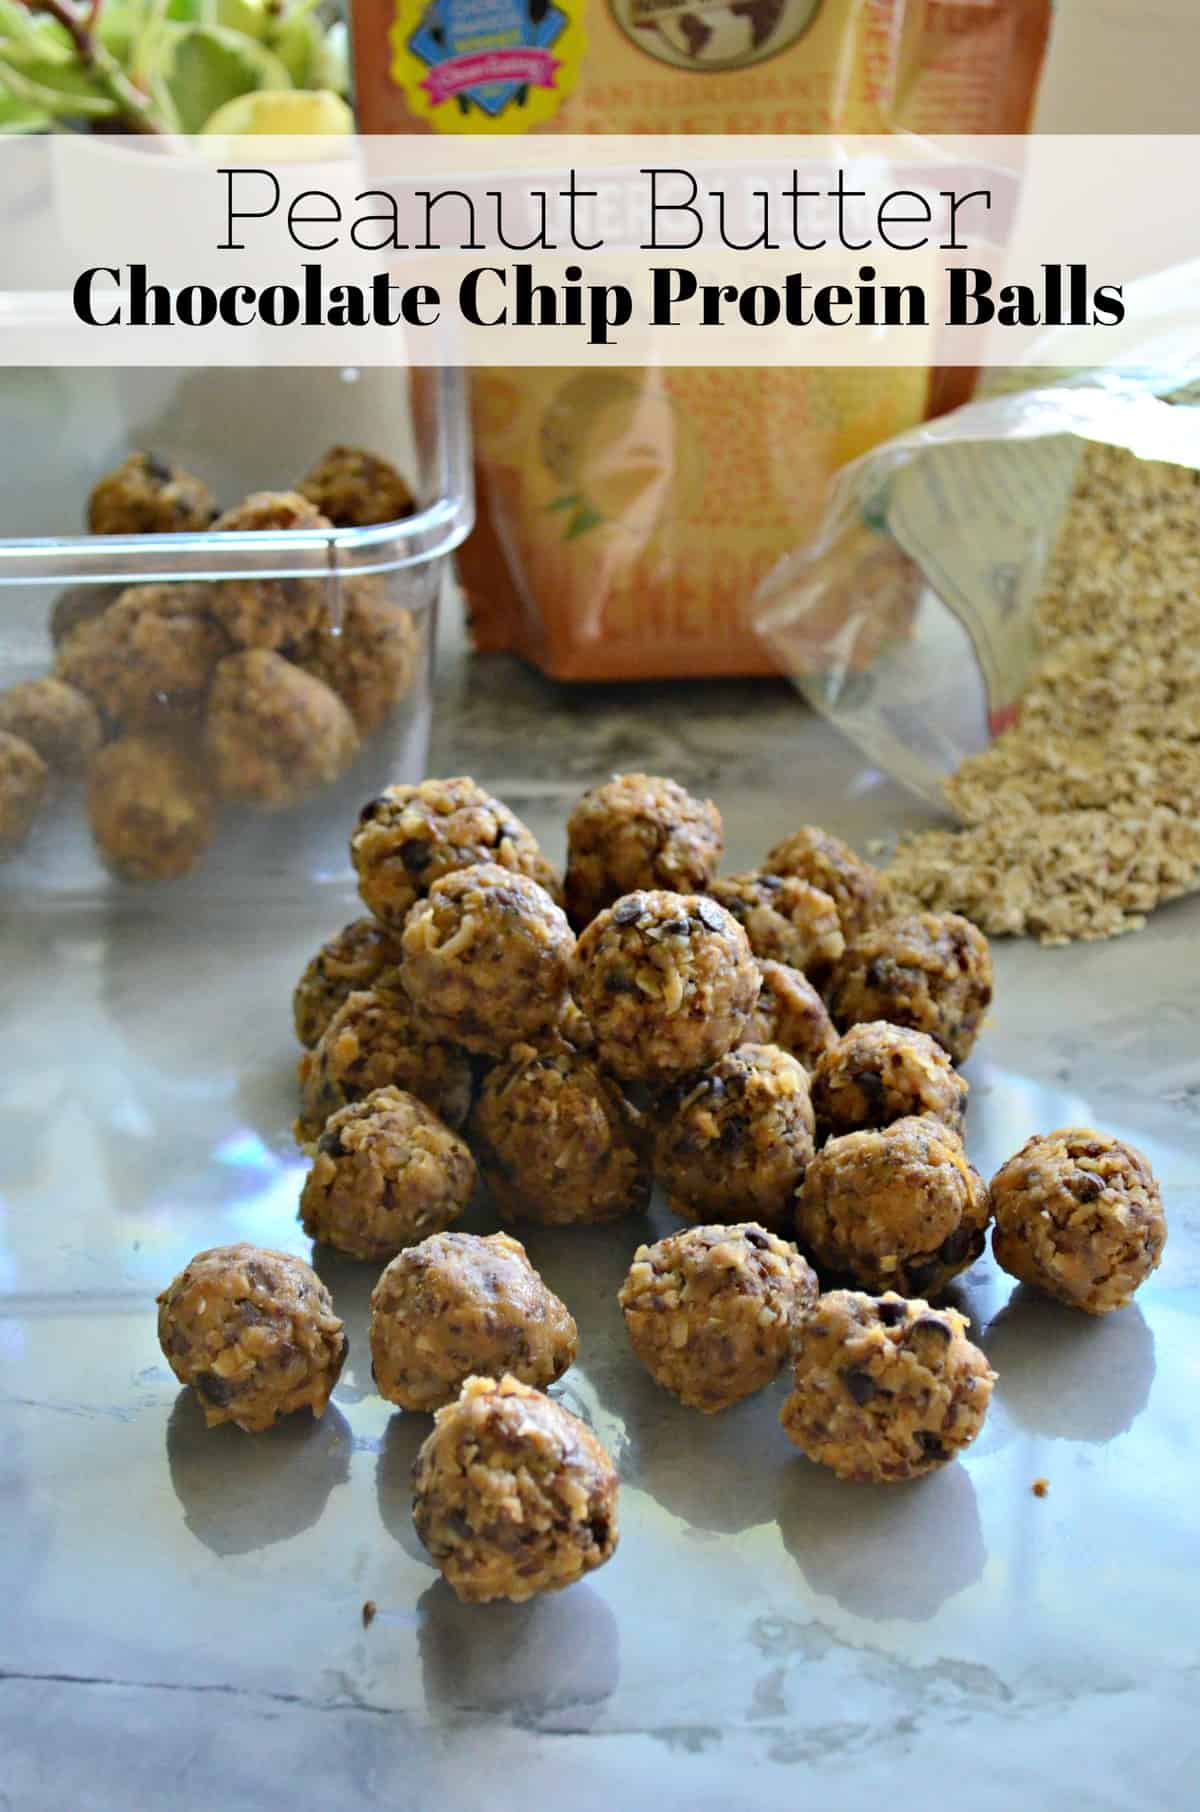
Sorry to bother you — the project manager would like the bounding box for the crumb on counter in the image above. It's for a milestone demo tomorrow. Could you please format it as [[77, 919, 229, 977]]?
[[1032, 1478, 1050, 1499], [362, 1600, 378, 1628]]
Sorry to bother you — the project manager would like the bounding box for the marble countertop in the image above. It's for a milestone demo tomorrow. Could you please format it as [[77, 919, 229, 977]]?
[[3, 614, 1198, 1811]]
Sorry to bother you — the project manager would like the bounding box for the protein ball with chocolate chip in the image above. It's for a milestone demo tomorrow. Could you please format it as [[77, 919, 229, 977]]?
[[87, 735, 215, 882], [296, 987, 472, 1142], [991, 1128, 1166, 1315], [745, 960, 837, 1072], [707, 872, 844, 985], [412, 1373, 618, 1603], [299, 444, 416, 527], [780, 1290, 995, 1482], [811, 1022, 968, 1140], [351, 775, 560, 930], [294, 578, 420, 737], [472, 1044, 650, 1225], [619, 1223, 818, 1413], [763, 826, 893, 942], [0, 678, 103, 777], [796, 1117, 991, 1297], [205, 650, 358, 811], [369, 1230, 577, 1412], [49, 583, 120, 648], [300, 1086, 476, 1262], [399, 862, 575, 1056], [571, 890, 759, 1086], [0, 732, 48, 857], [564, 773, 723, 929], [292, 917, 405, 1048], [209, 492, 333, 650], [830, 911, 993, 1064], [56, 583, 228, 729], [655, 1044, 816, 1234], [157, 1243, 346, 1433], [88, 451, 217, 535]]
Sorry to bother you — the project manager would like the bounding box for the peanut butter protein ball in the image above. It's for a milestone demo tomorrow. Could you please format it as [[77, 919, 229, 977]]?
[[707, 872, 844, 983], [400, 863, 575, 1055], [811, 1022, 968, 1139], [157, 1243, 346, 1433], [796, 1118, 991, 1296], [300, 1087, 476, 1261], [0, 732, 47, 857], [296, 987, 473, 1141], [292, 917, 405, 1048], [763, 825, 892, 942], [571, 890, 759, 1085], [472, 1044, 651, 1225], [655, 1044, 816, 1233], [780, 1291, 995, 1482], [369, 1231, 577, 1411], [0, 678, 102, 777], [205, 651, 358, 810], [88, 451, 217, 534], [294, 580, 419, 737], [564, 773, 723, 928], [56, 583, 228, 729], [352, 775, 560, 930], [830, 911, 993, 1064], [619, 1223, 818, 1413], [412, 1373, 619, 1603], [990, 1128, 1166, 1314], [299, 444, 416, 526], [209, 492, 333, 650], [745, 960, 837, 1072], [87, 735, 215, 881]]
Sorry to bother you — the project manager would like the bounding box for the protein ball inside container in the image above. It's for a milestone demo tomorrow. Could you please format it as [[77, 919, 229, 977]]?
[[87, 735, 215, 882], [780, 1291, 995, 1482], [296, 987, 473, 1142], [352, 775, 560, 930], [811, 1022, 968, 1140], [763, 826, 893, 942], [990, 1128, 1166, 1315], [830, 911, 993, 1064], [49, 583, 120, 648], [564, 772, 723, 929], [292, 917, 405, 1048], [796, 1118, 991, 1297], [412, 1373, 618, 1603], [205, 650, 358, 810], [56, 583, 228, 729], [0, 678, 103, 777], [88, 451, 217, 535], [300, 1087, 476, 1262], [294, 579, 419, 737], [745, 960, 837, 1073], [619, 1223, 818, 1413], [571, 890, 759, 1086], [369, 1230, 577, 1412], [157, 1243, 346, 1433], [0, 732, 48, 857], [299, 444, 416, 526], [209, 492, 333, 650], [707, 872, 844, 984], [399, 863, 575, 1056], [472, 1044, 650, 1225], [655, 1044, 816, 1234]]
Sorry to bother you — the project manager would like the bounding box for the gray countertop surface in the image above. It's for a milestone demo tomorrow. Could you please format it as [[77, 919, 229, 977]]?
[[3, 616, 1198, 1811]]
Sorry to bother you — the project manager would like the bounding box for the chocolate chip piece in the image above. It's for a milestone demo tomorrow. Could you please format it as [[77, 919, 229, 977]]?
[[664, 916, 692, 937], [612, 897, 643, 926], [399, 838, 432, 872], [875, 1297, 906, 1326], [358, 795, 389, 823], [196, 1371, 238, 1406], [743, 1229, 769, 1249], [908, 1315, 952, 1346], [143, 454, 172, 484], [938, 1225, 974, 1266], [915, 1430, 947, 1460], [849, 1067, 885, 1111], [843, 1368, 877, 1405], [1071, 1172, 1104, 1202], [318, 1128, 346, 1158], [757, 874, 783, 893], [696, 898, 727, 933], [604, 971, 639, 995]]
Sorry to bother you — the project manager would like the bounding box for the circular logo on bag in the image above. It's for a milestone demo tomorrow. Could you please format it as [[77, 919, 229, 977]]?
[[610, 0, 821, 72]]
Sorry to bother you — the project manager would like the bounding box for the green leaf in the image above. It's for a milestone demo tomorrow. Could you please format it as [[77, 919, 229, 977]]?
[[0, 85, 49, 130], [156, 21, 292, 133], [565, 506, 603, 539], [0, 50, 117, 115], [547, 493, 580, 512]]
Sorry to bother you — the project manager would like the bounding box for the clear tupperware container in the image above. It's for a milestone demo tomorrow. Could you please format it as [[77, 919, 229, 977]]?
[[0, 363, 471, 904]]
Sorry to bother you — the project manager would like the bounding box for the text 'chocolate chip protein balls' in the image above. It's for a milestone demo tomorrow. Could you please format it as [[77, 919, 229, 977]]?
[[780, 1292, 995, 1482], [830, 910, 993, 1065], [763, 825, 893, 943], [990, 1128, 1166, 1315], [205, 650, 359, 811], [745, 960, 837, 1072], [564, 773, 723, 929], [707, 872, 844, 985], [399, 863, 575, 1055], [87, 735, 215, 882], [292, 918, 405, 1049], [796, 1118, 991, 1297], [472, 1044, 651, 1225], [571, 890, 759, 1085], [811, 1022, 968, 1140], [299, 444, 417, 527], [299, 1087, 477, 1262], [369, 1231, 577, 1412], [619, 1223, 818, 1413], [0, 678, 102, 778], [157, 1244, 346, 1433], [655, 1044, 816, 1234], [351, 775, 560, 930], [295, 987, 473, 1142], [0, 732, 47, 857], [209, 492, 333, 650], [87, 451, 217, 535], [412, 1373, 619, 1603]]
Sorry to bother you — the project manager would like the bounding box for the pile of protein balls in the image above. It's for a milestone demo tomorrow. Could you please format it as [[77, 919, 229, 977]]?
[[0, 445, 418, 880], [156, 773, 1169, 1605]]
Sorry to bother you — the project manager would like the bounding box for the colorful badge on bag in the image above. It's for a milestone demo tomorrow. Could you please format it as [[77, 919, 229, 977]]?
[[390, 0, 585, 133]]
